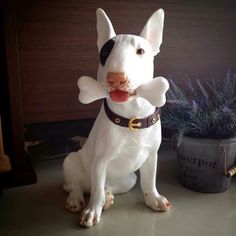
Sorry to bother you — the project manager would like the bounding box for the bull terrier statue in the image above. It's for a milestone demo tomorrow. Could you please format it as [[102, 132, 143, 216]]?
[[63, 8, 171, 227]]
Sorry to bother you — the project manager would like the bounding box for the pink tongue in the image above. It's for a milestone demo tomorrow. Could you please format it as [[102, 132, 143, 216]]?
[[109, 90, 129, 102]]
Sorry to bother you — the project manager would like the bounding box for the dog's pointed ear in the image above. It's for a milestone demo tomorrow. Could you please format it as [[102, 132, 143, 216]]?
[[96, 8, 116, 52], [140, 9, 164, 55]]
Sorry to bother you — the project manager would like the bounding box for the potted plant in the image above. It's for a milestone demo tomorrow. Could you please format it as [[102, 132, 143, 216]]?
[[161, 70, 236, 193]]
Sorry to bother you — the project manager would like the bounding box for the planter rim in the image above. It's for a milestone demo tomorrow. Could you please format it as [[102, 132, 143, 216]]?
[[182, 136, 236, 144]]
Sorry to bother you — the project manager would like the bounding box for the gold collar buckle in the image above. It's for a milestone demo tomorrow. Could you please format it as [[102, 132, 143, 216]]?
[[128, 117, 142, 131]]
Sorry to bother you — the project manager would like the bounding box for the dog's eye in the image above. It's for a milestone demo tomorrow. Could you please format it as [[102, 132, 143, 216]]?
[[136, 48, 145, 55]]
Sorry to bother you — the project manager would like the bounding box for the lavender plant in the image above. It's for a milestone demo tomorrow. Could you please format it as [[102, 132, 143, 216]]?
[[161, 70, 236, 143]]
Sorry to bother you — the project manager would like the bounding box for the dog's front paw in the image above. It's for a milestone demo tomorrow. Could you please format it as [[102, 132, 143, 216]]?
[[144, 193, 171, 212], [80, 206, 102, 227]]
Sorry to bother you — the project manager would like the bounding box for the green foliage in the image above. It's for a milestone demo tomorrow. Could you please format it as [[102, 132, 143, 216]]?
[[161, 70, 236, 140]]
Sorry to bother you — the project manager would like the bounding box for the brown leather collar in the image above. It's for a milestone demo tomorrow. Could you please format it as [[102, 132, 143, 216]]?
[[104, 99, 160, 131]]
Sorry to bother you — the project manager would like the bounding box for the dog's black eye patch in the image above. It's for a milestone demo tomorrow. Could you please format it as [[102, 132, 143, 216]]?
[[100, 38, 115, 66]]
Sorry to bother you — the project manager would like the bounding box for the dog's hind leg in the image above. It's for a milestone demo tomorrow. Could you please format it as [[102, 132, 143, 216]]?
[[103, 190, 114, 210], [63, 152, 87, 213], [109, 172, 137, 195], [65, 188, 85, 213]]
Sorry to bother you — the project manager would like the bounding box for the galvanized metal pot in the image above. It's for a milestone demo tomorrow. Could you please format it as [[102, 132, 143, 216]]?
[[177, 136, 236, 193]]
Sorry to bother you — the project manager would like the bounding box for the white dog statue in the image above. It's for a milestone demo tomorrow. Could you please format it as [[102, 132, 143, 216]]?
[[63, 8, 171, 227]]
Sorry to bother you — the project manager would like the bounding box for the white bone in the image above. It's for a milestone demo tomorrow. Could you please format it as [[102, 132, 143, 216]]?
[[77, 76, 169, 107], [77, 76, 108, 104], [137, 77, 169, 107]]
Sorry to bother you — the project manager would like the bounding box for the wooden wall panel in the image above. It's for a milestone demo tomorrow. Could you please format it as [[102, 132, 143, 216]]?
[[9, 0, 236, 123], [1, 0, 36, 187]]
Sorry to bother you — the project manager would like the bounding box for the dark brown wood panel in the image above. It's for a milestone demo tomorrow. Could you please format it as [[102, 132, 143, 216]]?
[[1, 0, 36, 187], [8, 0, 236, 123], [3, 0, 25, 167]]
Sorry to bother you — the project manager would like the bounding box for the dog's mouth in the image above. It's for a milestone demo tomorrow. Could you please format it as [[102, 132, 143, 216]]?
[[109, 89, 137, 102]]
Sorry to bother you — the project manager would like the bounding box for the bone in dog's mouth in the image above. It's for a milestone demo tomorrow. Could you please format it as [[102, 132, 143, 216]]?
[[109, 89, 137, 102]]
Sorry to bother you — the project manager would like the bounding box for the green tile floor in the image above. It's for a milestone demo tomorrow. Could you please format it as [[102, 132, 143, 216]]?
[[0, 144, 235, 236]]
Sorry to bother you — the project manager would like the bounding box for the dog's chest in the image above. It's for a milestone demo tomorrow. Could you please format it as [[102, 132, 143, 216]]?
[[107, 143, 153, 179], [89, 107, 161, 178]]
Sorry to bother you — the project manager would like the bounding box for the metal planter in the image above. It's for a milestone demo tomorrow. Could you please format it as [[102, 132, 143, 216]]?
[[177, 136, 236, 193]]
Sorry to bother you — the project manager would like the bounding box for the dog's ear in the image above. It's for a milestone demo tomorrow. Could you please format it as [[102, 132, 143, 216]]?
[[140, 9, 164, 55], [96, 8, 116, 52]]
